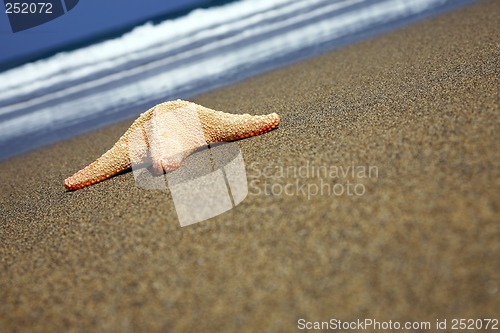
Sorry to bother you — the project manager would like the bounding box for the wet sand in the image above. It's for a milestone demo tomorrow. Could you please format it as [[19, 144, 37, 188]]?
[[1, 1, 499, 332]]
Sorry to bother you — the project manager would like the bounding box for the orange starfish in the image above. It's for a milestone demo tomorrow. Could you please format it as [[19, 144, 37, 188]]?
[[64, 100, 280, 190]]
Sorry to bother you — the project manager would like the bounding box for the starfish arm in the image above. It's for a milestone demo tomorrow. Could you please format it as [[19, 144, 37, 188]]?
[[198, 109, 280, 143], [63, 118, 149, 190], [63, 145, 131, 190]]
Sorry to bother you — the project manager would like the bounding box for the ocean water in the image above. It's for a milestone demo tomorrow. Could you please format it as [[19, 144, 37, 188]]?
[[0, 0, 472, 161]]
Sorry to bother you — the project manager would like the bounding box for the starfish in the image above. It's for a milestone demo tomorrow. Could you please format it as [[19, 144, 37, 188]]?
[[64, 100, 280, 190]]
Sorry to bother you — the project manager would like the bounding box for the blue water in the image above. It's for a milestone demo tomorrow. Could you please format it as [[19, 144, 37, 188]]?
[[0, 0, 473, 161]]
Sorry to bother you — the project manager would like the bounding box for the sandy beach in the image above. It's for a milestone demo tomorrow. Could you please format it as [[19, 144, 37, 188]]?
[[1, 0, 499, 332]]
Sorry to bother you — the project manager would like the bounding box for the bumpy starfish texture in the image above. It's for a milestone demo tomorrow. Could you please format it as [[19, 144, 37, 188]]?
[[64, 100, 280, 190]]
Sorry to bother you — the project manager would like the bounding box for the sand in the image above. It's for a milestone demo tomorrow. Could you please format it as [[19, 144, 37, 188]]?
[[1, 1, 499, 332]]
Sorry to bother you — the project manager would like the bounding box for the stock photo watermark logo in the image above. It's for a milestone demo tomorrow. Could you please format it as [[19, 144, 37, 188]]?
[[3, 0, 79, 32], [248, 161, 378, 200], [128, 104, 248, 227]]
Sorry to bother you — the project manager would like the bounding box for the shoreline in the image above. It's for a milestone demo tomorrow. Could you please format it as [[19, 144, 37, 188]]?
[[1, 1, 499, 332]]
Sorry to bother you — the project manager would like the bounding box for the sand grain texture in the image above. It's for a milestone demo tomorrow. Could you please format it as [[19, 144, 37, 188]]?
[[1, 1, 499, 332]]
